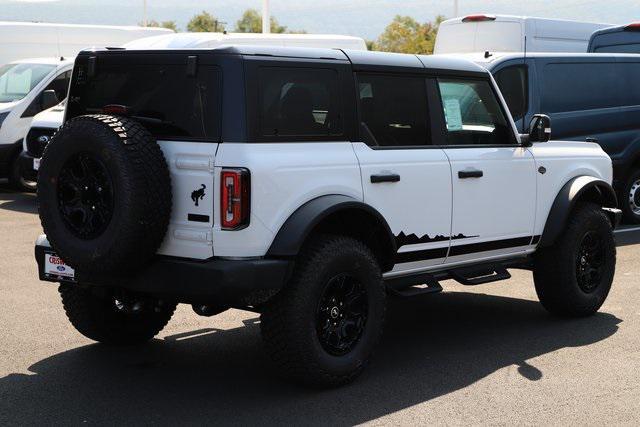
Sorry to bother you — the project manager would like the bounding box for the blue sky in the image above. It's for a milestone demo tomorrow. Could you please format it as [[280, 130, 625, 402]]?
[[1, 0, 638, 39]]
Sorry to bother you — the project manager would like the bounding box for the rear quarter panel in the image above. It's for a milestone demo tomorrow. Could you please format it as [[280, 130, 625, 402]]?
[[212, 142, 363, 257]]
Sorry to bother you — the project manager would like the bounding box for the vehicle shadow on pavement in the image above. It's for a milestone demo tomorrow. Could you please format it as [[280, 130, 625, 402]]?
[[0, 291, 621, 425], [0, 184, 37, 215]]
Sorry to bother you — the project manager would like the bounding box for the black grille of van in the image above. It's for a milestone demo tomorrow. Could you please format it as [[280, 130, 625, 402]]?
[[26, 127, 57, 158]]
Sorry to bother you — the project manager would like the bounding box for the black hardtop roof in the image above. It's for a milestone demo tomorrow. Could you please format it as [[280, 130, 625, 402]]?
[[81, 44, 489, 76]]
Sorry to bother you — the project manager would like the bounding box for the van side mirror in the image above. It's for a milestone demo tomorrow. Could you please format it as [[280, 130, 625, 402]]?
[[528, 114, 551, 143], [41, 90, 60, 111]]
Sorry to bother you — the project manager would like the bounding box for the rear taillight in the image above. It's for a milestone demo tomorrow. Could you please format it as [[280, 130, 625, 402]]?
[[220, 168, 250, 230], [625, 23, 640, 31], [462, 14, 497, 23]]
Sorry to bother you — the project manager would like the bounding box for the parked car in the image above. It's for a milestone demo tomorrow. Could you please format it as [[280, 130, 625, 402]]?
[[19, 101, 64, 183], [0, 21, 172, 66], [123, 31, 367, 50], [588, 23, 640, 53], [434, 14, 611, 55], [447, 52, 640, 224], [0, 58, 73, 191], [34, 46, 620, 386]]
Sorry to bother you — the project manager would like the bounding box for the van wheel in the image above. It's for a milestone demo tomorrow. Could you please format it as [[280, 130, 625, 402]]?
[[260, 235, 386, 387], [622, 169, 640, 224], [8, 153, 36, 193], [533, 203, 616, 317], [59, 284, 176, 345]]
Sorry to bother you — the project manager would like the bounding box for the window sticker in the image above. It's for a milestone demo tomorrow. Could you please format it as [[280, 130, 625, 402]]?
[[443, 98, 463, 131]]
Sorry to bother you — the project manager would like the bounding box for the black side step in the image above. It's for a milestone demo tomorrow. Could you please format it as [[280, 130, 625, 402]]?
[[449, 265, 511, 286], [386, 273, 443, 297]]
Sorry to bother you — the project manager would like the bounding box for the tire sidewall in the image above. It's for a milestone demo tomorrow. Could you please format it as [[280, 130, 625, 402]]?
[[561, 206, 616, 312], [290, 239, 385, 379], [38, 117, 150, 271]]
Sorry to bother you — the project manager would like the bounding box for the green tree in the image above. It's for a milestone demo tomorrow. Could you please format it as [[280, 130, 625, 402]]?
[[374, 15, 445, 54], [235, 8, 287, 33], [187, 11, 225, 32], [141, 20, 179, 32]]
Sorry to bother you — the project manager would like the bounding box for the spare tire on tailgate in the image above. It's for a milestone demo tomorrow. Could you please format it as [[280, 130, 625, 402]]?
[[37, 115, 171, 273]]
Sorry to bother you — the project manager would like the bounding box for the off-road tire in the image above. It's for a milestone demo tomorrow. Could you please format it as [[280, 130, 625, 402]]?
[[8, 151, 36, 192], [534, 203, 616, 317], [37, 115, 171, 273], [621, 169, 640, 224], [260, 235, 386, 387], [59, 283, 176, 345]]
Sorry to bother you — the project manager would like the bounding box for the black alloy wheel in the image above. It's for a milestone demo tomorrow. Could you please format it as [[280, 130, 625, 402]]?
[[575, 231, 605, 294], [57, 152, 114, 240], [316, 273, 368, 356]]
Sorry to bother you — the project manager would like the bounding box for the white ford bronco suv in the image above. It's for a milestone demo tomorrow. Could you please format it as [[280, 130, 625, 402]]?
[[34, 46, 620, 387]]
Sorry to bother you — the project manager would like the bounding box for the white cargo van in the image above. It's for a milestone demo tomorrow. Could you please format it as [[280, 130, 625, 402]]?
[[0, 22, 173, 66], [123, 32, 367, 50], [434, 15, 611, 54]]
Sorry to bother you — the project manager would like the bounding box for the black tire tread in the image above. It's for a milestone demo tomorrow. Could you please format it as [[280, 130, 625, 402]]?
[[59, 284, 176, 345], [261, 235, 386, 387]]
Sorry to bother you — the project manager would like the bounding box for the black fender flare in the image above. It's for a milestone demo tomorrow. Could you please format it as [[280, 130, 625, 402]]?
[[266, 194, 397, 260], [539, 176, 619, 248]]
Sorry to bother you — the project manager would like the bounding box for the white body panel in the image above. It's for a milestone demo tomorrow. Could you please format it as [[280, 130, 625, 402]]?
[[434, 15, 611, 55], [352, 142, 452, 270], [212, 142, 363, 258], [124, 32, 367, 51], [0, 58, 73, 151], [0, 22, 172, 65], [156, 141, 218, 260], [529, 141, 613, 237]]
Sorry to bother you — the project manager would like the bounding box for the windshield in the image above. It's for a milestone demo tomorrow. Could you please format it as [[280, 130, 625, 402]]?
[[0, 63, 56, 103]]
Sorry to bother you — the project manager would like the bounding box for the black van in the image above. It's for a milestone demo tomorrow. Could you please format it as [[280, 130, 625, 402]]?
[[479, 52, 640, 223], [588, 24, 640, 53]]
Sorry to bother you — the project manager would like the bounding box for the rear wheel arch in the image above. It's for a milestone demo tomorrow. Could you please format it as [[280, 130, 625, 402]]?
[[266, 195, 397, 272], [539, 176, 618, 248]]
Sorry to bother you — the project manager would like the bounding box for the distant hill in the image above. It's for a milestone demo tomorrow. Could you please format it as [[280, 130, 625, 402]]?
[[0, 0, 634, 39]]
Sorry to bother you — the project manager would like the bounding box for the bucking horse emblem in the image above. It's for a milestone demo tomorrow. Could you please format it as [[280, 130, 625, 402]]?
[[191, 184, 206, 207]]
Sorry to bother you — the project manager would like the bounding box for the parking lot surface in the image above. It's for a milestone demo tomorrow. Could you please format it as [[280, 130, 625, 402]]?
[[1, 184, 640, 425]]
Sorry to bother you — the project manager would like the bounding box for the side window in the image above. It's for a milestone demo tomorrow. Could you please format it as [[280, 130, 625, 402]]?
[[357, 74, 430, 147], [258, 67, 343, 139], [494, 65, 527, 121], [437, 78, 514, 146], [22, 70, 71, 118]]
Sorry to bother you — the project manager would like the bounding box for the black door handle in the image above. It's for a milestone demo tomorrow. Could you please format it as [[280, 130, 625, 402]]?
[[458, 170, 484, 179], [371, 173, 400, 183]]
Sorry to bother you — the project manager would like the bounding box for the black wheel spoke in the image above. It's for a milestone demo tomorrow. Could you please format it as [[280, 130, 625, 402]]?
[[316, 273, 368, 356], [576, 231, 606, 293], [57, 153, 114, 240]]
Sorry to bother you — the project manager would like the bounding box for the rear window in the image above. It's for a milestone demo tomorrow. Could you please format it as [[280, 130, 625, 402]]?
[[494, 65, 528, 121], [593, 43, 640, 53], [67, 59, 221, 141]]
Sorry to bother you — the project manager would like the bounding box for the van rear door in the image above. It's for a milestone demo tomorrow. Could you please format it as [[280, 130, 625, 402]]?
[[67, 53, 222, 259]]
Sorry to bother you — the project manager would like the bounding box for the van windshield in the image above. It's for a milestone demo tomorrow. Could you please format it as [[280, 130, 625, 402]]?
[[0, 63, 56, 103], [435, 22, 522, 54]]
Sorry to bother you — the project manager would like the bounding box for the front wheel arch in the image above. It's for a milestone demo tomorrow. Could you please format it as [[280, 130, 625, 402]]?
[[539, 176, 618, 248]]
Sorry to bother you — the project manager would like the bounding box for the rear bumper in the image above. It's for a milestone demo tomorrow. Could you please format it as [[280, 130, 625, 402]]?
[[35, 236, 292, 306], [19, 150, 38, 182]]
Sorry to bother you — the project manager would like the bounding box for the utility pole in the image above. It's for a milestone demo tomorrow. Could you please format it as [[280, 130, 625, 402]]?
[[262, 0, 270, 34], [453, 0, 459, 18], [143, 0, 148, 26]]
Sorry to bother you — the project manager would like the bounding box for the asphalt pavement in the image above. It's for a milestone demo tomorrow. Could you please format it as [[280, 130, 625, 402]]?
[[1, 183, 639, 425]]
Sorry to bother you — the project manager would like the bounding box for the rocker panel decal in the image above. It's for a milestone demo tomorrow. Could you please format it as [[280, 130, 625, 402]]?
[[395, 232, 478, 249]]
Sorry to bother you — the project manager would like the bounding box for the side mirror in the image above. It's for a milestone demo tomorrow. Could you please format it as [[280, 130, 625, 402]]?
[[40, 89, 60, 111], [528, 114, 551, 144]]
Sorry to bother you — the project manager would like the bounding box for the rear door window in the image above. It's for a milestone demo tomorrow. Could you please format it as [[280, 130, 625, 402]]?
[[356, 73, 430, 147], [67, 61, 221, 141], [257, 67, 343, 139]]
